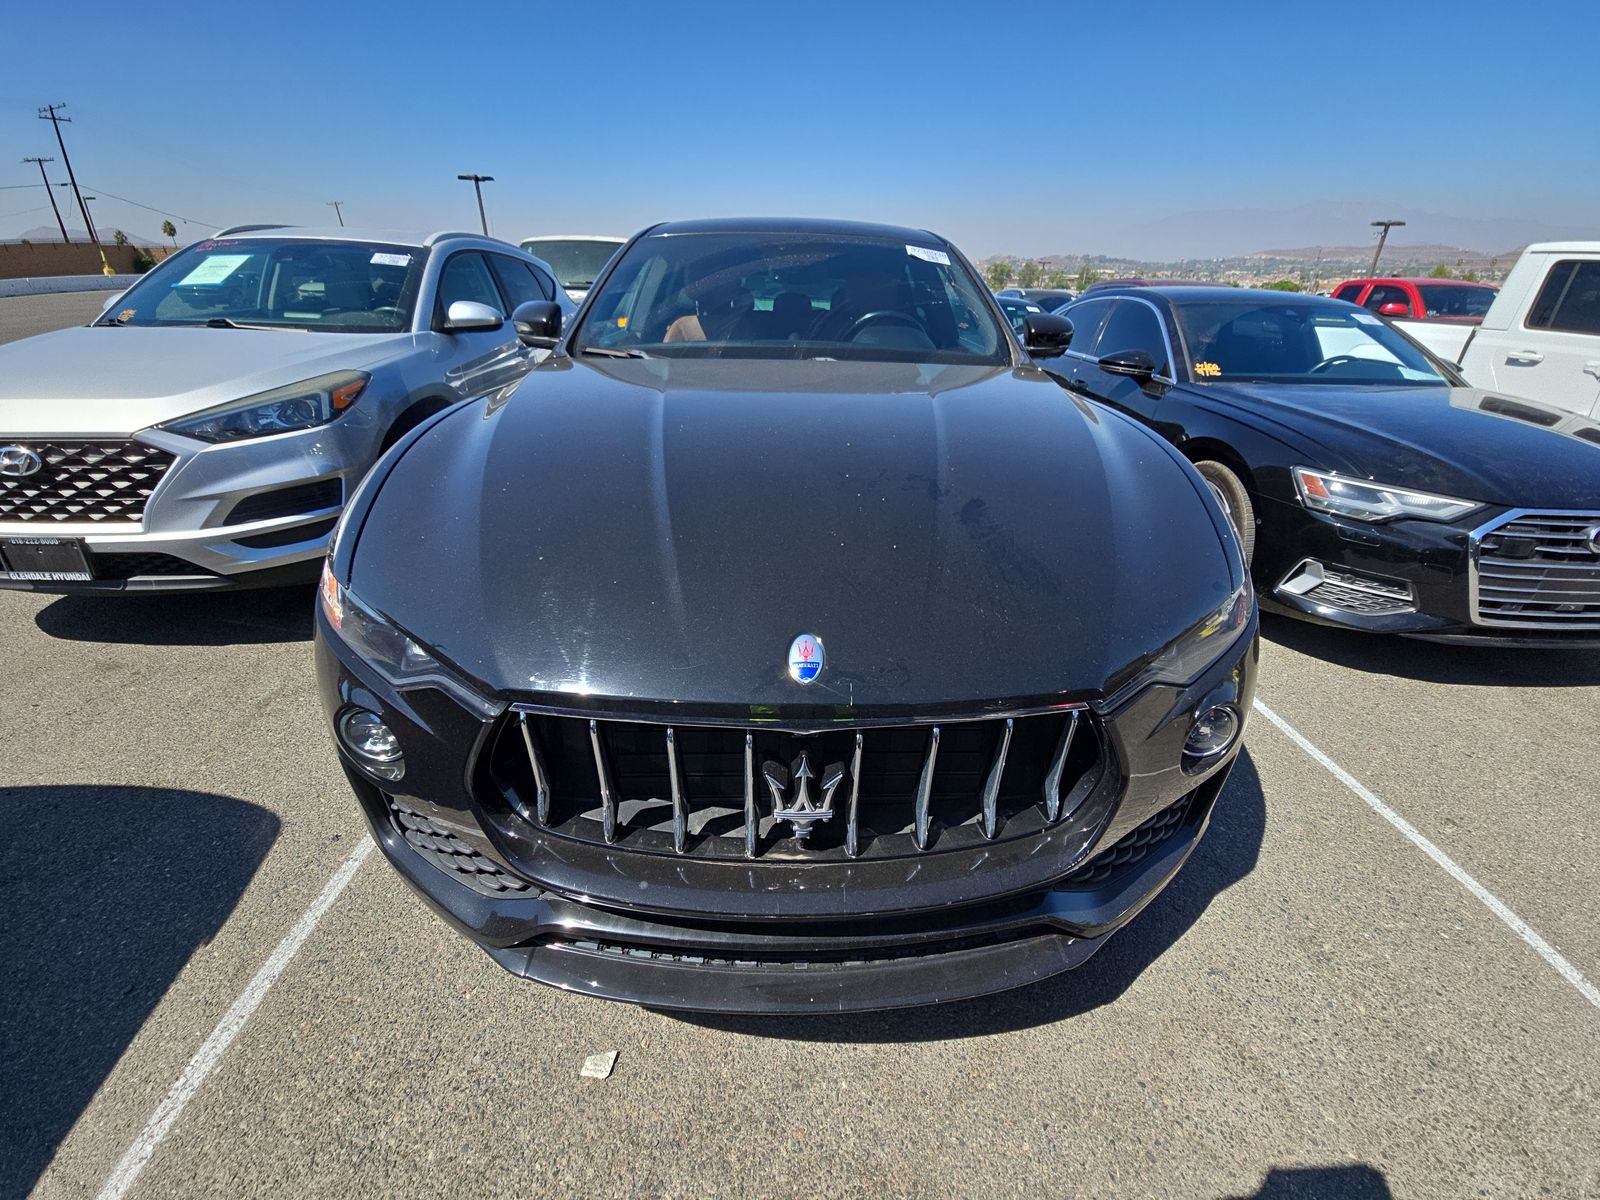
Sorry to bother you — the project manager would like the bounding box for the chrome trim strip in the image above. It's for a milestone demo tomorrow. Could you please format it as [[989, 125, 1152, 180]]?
[[588, 719, 617, 844], [508, 699, 1087, 733], [742, 732, 757, 860], [913, 726, 940, 851], [980, 717, 1013, 840], [1043, 711, 1079, 823], [515, 710, 551, 825], [845, 731, 864, 859], [665, 725, 686, 855]]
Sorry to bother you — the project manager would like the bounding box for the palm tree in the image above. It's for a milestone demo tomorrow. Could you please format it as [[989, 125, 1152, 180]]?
[[161, 220, 177, 247]]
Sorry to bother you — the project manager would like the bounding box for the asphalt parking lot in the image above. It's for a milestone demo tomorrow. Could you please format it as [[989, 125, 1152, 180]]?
[[3, 293, 1597, 1200]]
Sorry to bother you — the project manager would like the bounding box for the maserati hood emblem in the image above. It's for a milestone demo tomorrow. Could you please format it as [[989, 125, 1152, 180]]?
[[761, 751, 845, 840], [787, 633, 824, 684], [0, 445, 43, 478]]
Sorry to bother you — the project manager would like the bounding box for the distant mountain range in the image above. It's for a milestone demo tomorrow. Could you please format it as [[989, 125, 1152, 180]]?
[[7, 223, 167, 247]]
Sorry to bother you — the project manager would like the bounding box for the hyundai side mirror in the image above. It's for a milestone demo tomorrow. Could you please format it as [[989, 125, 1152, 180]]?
[[1022, 313, 1073, 358], [1377, 302, 1410, 317], [441, 300, 505, 332], [1097, 348, 1158, 380], [511, 300, 563, 348]]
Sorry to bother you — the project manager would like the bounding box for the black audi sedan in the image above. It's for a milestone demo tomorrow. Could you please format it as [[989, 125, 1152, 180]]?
[[1050, 287, 1600, 646], [315, 218, 1258, 1013]]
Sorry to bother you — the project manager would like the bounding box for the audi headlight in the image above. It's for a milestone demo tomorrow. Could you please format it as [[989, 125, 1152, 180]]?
[[1292, 467, 1481, 523], [161, 370, 369, 442], [319, 562, 501, 719], [1104, 579, 1254, 709]]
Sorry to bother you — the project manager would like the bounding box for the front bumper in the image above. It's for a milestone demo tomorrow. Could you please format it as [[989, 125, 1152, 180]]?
[[0, 418, 380, 595], [316, 610, 1259, 1013], [1254, 496, 1600, 648]]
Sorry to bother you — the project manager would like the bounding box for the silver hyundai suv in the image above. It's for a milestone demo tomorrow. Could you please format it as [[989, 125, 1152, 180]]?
[[0, 226, 575, 593]]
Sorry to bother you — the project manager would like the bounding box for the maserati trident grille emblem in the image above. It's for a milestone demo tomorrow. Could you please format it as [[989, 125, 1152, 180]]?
[[787, 633, 823, 684], [761, 751, 846, 840], [0, 445, 43, 478], [1586, 524, 1600, 555]]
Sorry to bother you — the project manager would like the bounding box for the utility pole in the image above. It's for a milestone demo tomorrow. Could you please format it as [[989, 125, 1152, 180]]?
[[1369, 219, 1406, 276], [23, 156, 69, 243], [456, 174, 493, 235], [327, 200, 345, 227], [38, 103, 113, 274]]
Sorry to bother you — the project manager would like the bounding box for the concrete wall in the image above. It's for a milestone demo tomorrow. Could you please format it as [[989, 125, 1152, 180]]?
[[0, 241, 175, 281], [0, 275, 143, 299]]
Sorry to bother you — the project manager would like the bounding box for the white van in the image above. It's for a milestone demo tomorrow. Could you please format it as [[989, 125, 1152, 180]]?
[[1453, 243, 1600, 419]]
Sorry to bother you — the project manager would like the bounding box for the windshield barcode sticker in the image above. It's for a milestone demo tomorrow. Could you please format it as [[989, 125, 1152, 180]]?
[[371, 252, 412, 267], [906, 245, 951, 265]]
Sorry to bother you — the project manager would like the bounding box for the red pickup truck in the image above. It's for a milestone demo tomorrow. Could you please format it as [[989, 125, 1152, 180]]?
[[1330, 277, 1500, 359]]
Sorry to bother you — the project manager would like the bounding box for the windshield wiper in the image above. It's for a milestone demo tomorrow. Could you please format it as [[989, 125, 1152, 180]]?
[[201, 317, 299, 331], [579, 346, 652, 359]]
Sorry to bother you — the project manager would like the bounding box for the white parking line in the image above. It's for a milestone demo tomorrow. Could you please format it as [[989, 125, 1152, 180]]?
[[1251, 699, 1599, 1013], [94, 837, 374, 1200]]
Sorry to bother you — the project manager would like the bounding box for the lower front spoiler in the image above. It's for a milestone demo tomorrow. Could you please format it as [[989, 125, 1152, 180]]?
[[0, 556, 320, 595], [352, 762, 1230, 1014]]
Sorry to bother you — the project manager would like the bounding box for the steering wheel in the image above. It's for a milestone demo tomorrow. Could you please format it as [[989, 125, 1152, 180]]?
[[1309, 354, 1366, 375], [846, 310, 923, 339], [370, 306, 406, 323]]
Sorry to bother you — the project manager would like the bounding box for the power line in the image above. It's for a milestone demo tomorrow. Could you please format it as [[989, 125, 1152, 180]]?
[[79, 184, 217, 229]]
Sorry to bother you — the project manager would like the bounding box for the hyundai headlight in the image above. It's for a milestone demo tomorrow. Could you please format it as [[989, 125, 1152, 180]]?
[[319, 562, 501, 719], [161, 371, 369, 442], [1292, 467, 1481, 523]]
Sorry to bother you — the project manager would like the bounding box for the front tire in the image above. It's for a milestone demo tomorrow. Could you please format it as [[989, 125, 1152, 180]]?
[[1194, 460, 1256, 566]]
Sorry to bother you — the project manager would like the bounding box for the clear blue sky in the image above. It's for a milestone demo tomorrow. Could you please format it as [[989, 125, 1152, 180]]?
[[2, 0, 1595, 258]]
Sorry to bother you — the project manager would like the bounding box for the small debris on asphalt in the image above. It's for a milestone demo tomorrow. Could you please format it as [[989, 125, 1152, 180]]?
[[580, 1051, 619, 1079]]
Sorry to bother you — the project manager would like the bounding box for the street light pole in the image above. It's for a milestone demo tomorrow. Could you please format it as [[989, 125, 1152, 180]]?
[[456, 174, 494, 235], [1369, 219, 1406, 276], [23, 156, 69, 243], [327, 200, 345, 227]]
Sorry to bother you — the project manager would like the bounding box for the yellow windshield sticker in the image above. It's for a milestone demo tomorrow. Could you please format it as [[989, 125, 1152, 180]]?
[[118, 308, 136, 322], [1194, 361, 1221, 378]]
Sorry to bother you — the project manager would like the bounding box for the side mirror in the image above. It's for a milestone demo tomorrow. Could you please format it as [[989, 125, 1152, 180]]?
[[1097, 348, 1157, 380], [99, 291, 126, 314], [1022, 313, 1073, 358], [512, 300, 563, 348], [441, 299, 505, 332], [1377, 302, 1410, 317]]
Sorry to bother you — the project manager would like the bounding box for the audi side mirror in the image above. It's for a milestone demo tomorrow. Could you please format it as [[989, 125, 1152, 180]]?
[[1097, 349, 1158, 380], [441, 300, 505, 332], [512, 300, 563, 348], [1022, 313, 1073, 359], [1377, 302, 1410, 317]]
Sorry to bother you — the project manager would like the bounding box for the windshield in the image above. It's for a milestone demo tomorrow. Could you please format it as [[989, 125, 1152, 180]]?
[[520, 238, 622, 290], [100, 238, 426, 332], [572, 231, 1009, 364], [1416, 284, 1497, 319], [1175, 301, 1447, 385]]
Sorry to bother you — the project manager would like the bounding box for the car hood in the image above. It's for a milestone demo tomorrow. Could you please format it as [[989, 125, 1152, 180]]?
[[1203, 383, 1600, 508], [351, 357, 1238, 709], [0, 324, 416, 435]]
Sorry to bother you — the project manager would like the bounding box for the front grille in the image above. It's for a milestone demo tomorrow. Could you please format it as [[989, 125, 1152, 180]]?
[[93, 552, 217, 580], [1057, 791, 1197, 889], [489, 708, 1104, 861], [1472, 510, 1600, 630], [386, 796, 530, 895], [0, 440, 175, 524]]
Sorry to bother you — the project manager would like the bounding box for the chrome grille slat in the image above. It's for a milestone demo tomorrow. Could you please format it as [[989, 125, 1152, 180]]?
[[589, 719, 618, 844], [1470, 509, 1600, 631], [500, 707, 1099, 861], [980, 718, 1013, 840], [913, 726, 940, 851], [1043, 710, 1079, 822]]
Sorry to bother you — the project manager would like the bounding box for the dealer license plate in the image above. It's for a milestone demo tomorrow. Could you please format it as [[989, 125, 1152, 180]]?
[[0, 536, 92, 581]]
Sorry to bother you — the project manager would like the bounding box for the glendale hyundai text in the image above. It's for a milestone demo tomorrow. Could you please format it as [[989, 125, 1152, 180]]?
[[316, 218, 1258, 1012]]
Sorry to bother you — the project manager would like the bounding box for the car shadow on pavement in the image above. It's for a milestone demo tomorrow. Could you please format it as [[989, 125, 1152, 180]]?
[[1228, 1165, 1393, 1199], [1261, 612, 1600, 687], [678, 748, 1265, 1043], [0, 785, 278, 1200], [33, 585, 315, 646]]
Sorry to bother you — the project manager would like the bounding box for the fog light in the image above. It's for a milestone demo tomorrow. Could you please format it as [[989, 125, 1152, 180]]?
[[338, 708, 404, 781], [1184, 704, 1240, 763]]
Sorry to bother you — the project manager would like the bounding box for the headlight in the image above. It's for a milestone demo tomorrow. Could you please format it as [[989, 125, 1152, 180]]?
[[1292, 467, 1480, 523], [319, 562, 501, 719], [1103, 579, 1254, 708], [161, 371, 369, 442]]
